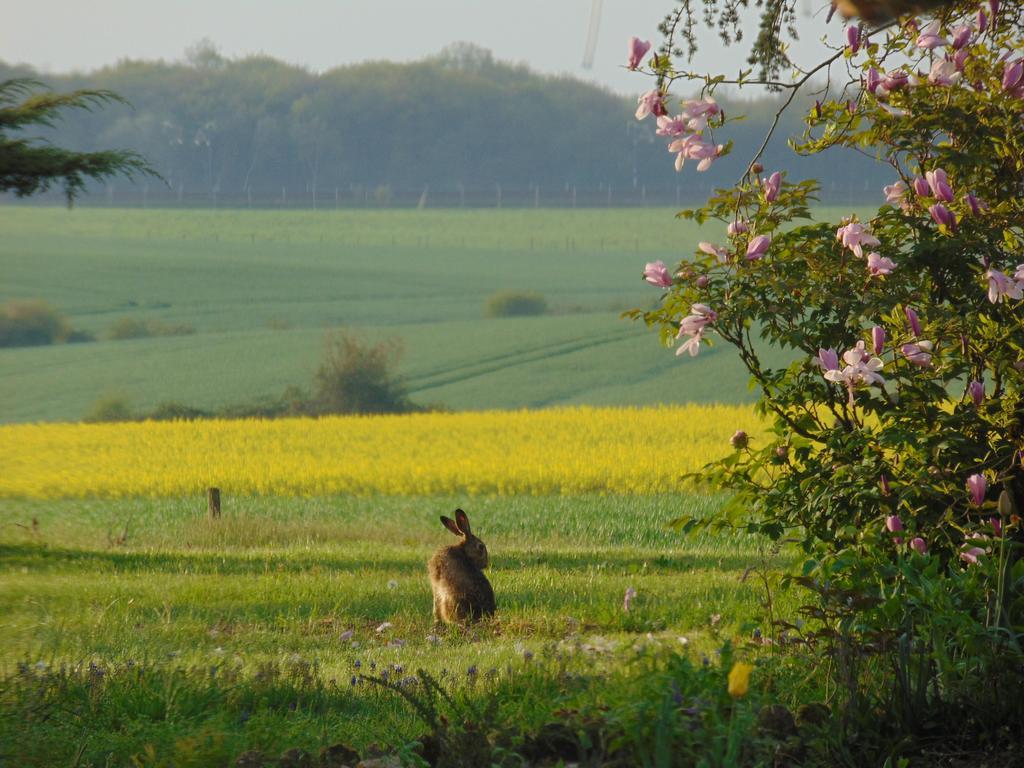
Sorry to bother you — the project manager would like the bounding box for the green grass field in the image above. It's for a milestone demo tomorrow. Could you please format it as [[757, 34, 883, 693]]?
[[0, 206, 867, 423], [0, 493, 801, 764]]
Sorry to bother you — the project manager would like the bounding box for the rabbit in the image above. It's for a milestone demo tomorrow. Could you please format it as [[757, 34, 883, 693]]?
[[428, 508, 495, 625]]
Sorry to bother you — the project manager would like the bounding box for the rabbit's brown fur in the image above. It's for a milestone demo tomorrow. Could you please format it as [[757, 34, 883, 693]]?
[[428, 509, 495, 624]]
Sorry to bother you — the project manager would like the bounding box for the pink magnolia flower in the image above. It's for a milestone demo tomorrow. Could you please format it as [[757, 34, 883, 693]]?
[[901, 341, 933, 367], [953, 48, 970, 72], [967, 380, 985, 406], [883, 180, 907, 206], [823, 348, 888, 405], [912, 176, 931, 196], [916, 20, 949, 49], [866, 67, 883, 94], [960, 545, 985, 565], [698, 242, 729, 263], [925, 169, 954, 202], [636, 90, 667, 120], [885, 515, 903, 533], [763, 171, 782, 202], [727, 219, 749, 236], [883, 70, 909, 91], [695, 275, 709, 288], [991, 517, 1003, 537], [976, 8, 988, 32], [910, 537, 927, 554], [849, 340, 871, 363], [745, 234, 771, 260], [990, 0, 1000, 17], [836, 221, 880, 257], [965, 193, 983, 215], [676, 304, 717, 356], [987, 269, 1023, 303], [967, 473, 987, 506], [681, 98, 721, 120], [846, 25, 861, 53], [730, 430, 749, 449], [676, 332, 704, 357], [816, 348, 840, 372], [668, 134, 722, 172], [643, 261, 674, 288], [872, 326, 886, 355], [905, 306, 922, 336], [929, 203, 957, 230], [627, 37, 652, 70], [655, 114, 688, 137], [879, 103, 910, 118], [928, 59, 962, 87], [623, 586, 637, 611], [867, 252, 897, 276], [824, 345, 885, 387], [951, 24, 974, 49], [1004, 59, 1024, 98], [1014, 264, 1024, 282]]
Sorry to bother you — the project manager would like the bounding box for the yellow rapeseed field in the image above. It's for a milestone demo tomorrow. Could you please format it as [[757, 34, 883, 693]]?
[[0, 406, 763, 499]]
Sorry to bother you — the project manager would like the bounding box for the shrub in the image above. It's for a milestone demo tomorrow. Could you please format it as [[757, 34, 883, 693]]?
[[106, 317, 195, 340], [628, 1, 1024, 752], [485, 291, 548, 318], [84, 395, 132, 423], [310, 330, 414, 415], [147, 402, 211, 421], [0, 299, 71, 347]]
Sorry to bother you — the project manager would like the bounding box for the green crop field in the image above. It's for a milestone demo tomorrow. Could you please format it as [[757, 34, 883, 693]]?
[[0, 205, 866, 423]]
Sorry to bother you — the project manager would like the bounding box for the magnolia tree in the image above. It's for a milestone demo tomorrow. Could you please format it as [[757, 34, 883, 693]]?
[[629, 1, 1024, 718]]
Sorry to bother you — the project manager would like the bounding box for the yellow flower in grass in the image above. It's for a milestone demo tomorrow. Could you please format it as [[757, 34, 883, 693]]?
[[727, 662, 754, 698]]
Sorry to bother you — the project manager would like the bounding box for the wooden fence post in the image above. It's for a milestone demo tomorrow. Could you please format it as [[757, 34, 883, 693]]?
[[208, 487, 221, 519]]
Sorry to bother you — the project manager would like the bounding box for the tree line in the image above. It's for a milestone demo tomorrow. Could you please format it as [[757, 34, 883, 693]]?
[[0, 42, 892, 205]]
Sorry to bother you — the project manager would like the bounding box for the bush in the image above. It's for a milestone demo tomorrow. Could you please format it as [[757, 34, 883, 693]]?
[[485, 291, 548, 318], [106, 317, 195, 340], [310, 330, 414, 415], [0, 299, 71, 347], [147, 402, 211, 421], [84, 395, 133, 423], [630, 2, 1024, 751]]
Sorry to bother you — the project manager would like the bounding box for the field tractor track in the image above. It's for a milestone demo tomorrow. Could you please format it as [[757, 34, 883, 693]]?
[[405, 327, 642, 393]]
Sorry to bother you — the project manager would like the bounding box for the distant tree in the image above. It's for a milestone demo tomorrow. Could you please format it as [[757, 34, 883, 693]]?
[[0, 78, 157, 204], [311, 330, 415, 415]]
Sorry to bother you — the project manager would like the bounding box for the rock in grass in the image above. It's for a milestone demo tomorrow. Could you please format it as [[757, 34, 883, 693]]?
[[757, 703, 797, 737], [234, 751, 266, 768], [355, 757, 402, 768], [319, 743, 360, 767], [796, 702, 831, 728], [279, 748, 313, 768]]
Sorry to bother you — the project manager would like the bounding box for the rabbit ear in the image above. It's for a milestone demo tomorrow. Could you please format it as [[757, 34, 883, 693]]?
[[440, 515, 463, 537], [454, 508, 472, 536]]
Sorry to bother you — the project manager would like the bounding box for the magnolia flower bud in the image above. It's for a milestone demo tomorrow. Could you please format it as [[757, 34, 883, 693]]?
[[967, 380, 984, 406], [999, 490, 1014, 517], [910, 537, 927, 554], [967, 473, 987, 506], [872, 326, 886, 355], [730, 430, 748, 449]]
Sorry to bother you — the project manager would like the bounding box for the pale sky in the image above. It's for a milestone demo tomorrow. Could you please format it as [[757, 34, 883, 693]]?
[[4, 0, 840, 95]]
